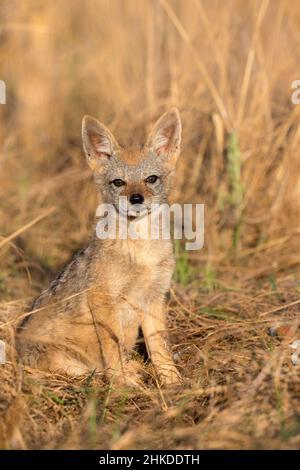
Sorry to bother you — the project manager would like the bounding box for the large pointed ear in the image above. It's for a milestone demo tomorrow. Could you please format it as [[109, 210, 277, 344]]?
[[82, 115, 119, 171], [146, 108, 182, 162]]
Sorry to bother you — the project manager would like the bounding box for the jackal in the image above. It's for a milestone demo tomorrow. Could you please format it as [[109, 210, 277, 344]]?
[[16, 108, 182, 386]]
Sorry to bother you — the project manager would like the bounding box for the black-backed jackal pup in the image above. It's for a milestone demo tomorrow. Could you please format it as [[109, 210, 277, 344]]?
[[17, 108, 182, 386]]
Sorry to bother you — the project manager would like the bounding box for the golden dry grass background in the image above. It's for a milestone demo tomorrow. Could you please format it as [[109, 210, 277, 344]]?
[[1, 0, 300, 449]]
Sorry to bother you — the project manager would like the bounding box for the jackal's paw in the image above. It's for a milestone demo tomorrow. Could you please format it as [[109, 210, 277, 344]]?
[[113, 372, 143, 389], [109, 360, 144, 389], [159, 366, 182, 386]]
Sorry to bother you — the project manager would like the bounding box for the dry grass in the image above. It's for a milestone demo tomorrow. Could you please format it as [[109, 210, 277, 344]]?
[[1, 0, 300, 449]]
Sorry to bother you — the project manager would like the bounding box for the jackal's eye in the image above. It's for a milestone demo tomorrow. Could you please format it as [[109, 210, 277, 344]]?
[[111, 179, 125, 187], [145, 175, 159, 184]]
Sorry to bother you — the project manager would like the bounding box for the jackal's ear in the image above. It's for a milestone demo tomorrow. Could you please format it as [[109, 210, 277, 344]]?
[[146, 108, 182, 162], [82, 115, 119, 170]]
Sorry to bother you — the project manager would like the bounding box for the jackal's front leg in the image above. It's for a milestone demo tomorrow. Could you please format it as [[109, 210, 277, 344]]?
[[142, 302, 181, 385], [88, 296, 140, 387]]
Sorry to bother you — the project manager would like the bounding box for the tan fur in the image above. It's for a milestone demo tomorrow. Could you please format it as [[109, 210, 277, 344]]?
[[120, 147, 145, 166], [16, 108, 182, 386]]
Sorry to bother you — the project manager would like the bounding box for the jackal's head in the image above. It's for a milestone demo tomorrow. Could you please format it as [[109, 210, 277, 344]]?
[[82, 108, 181, 218]]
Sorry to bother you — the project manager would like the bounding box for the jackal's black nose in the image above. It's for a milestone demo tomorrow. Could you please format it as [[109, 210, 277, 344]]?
[[130, 194, 144, 205]]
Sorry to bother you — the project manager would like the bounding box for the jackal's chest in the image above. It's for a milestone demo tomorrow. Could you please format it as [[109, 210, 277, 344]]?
[[124, 237, 173, 277], [106, 238, 174, 302], [91, 240, 174, 333]]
